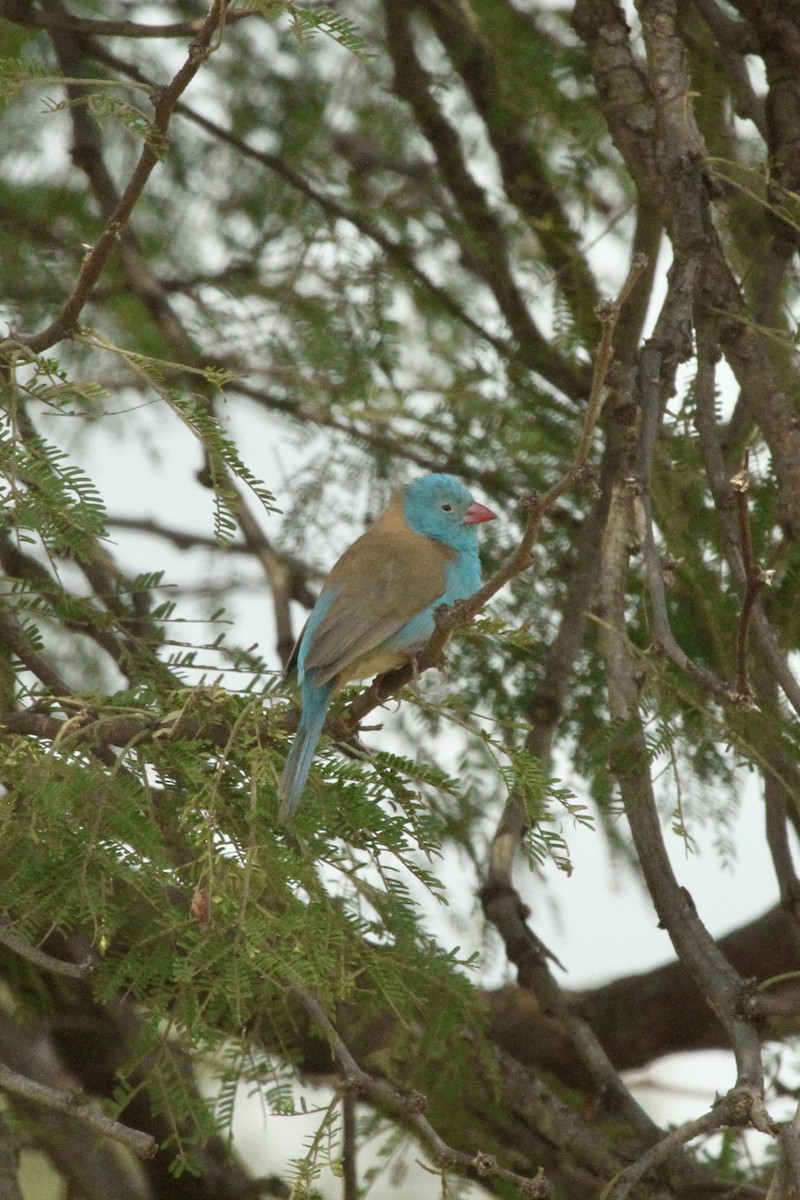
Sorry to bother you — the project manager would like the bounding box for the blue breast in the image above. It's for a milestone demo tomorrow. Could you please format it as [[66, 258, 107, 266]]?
[[384, 548, 481, 654]]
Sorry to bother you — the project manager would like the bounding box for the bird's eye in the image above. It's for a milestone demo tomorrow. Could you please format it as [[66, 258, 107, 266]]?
[[441, 503, 453, 512]]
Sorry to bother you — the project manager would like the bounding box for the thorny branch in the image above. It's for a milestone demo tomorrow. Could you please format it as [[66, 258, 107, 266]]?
[[292, 987, 548, 1198]]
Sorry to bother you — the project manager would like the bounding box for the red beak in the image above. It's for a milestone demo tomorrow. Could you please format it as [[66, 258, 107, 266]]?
[[463, 500, 497, 525]]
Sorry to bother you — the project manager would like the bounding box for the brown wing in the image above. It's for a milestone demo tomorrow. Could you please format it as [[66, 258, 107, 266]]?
[[304, 525, 454, 686]]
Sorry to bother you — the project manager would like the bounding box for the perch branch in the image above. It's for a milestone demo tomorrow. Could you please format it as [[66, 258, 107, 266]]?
[[347, 255, 649, 729]]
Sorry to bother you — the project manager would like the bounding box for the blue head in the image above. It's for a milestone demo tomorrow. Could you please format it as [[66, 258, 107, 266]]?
[[402, 474, 496, 549]]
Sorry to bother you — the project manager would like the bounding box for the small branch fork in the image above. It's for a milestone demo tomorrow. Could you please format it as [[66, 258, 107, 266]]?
[[599, 1085, 779, 1200], [346, 255, 649, 729], [292, 988, 547, 1198]]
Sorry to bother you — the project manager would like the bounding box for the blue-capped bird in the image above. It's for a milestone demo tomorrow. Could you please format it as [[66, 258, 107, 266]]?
[[277, 473, 496, 822]]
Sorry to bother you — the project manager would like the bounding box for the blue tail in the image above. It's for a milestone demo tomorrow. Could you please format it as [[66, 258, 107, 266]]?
[[278, 680, 333, 824]]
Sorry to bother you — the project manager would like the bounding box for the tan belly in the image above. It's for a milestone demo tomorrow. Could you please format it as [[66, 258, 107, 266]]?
[[336, 646, 409, 687]]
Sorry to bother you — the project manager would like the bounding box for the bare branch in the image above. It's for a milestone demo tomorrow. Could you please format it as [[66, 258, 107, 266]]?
[[342, 1092, 358, 1200]]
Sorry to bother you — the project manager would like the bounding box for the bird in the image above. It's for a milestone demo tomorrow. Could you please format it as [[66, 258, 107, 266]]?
[[277, 473, 497, 823]]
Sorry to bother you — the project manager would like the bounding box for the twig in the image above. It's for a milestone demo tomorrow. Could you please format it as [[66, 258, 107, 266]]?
[[0, 1062, 157, 1159], [292, 988, 548, 1197], [0, 919, 96, 980], [694, 321, 800, 716], [634, 336, 749, 705], [347, 255, 649, 729], [730, 453, 772, 697]]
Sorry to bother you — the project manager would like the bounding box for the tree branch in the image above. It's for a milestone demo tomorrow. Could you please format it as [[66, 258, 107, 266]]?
[[597, 471, 770, 1109], [420, 0, 602, 343], [0, 918, 95, 980], [381, 0, 589, 400], [601, 1088, 773, 1200], [0, 0, 232, 357], [0, 1, 256, 39]]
